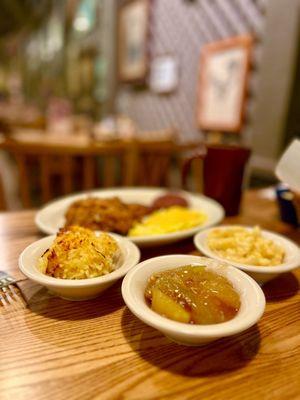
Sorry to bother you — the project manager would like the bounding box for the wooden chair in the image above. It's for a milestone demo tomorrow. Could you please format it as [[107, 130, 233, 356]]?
[[3, 139, 137, 208], [135, 140, 176, 186], [134, 130, 202, 188]]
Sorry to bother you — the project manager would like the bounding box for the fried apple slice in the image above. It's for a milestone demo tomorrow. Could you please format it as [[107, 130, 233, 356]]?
[[151, 287, 191, 323]]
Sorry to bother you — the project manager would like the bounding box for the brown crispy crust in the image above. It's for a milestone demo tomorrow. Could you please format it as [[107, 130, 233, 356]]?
[[64, 197, 150, 235]]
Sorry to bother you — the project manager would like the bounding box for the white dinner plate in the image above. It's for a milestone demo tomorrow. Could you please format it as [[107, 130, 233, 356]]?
[[35, 187, 224, 247]]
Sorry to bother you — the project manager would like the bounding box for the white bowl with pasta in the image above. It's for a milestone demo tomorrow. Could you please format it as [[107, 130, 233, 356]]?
[[194, 225, 300, 283], [19, 232, 140, 300]]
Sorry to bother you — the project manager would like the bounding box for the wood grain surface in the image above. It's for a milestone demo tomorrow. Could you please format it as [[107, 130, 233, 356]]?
[[0, 191, 299, 400]]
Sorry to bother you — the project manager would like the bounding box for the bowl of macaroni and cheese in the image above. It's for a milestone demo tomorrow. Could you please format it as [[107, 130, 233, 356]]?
[[194, 225, 300, 283]]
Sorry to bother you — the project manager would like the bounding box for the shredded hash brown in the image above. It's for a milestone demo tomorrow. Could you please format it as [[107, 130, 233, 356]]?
[[64, 197, 150, 235], [38, 226, 120, 279]]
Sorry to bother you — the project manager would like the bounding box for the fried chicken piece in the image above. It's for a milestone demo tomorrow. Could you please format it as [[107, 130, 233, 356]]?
[[64, 197, 150, 235]]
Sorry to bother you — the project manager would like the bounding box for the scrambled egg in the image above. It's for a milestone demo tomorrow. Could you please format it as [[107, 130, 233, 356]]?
[[128, 206, 207, 236], [38, 226, 120, 279]]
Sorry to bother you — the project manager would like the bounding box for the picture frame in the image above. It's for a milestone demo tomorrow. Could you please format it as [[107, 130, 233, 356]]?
[[117, 0, 150, 83], [149, 54, 179, 94], [197, 35, 253, 133]]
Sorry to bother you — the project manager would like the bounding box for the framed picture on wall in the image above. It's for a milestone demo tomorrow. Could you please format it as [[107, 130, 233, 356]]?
[[118, 0, 150, 83], [149, 54, 179, 94], [197, 35, 253, 133]]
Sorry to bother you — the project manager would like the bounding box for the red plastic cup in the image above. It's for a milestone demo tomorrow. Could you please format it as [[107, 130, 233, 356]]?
[[182, 144, 251, 216]]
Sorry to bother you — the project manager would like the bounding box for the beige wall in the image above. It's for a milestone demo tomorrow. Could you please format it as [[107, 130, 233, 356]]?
[[250, 0, 300, 173]]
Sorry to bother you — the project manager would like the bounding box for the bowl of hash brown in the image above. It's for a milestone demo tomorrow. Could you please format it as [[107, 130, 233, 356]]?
[[19, 225, 140, 300]]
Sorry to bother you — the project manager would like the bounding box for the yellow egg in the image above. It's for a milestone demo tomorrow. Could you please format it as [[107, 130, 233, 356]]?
[[128, 206, 207, 236]]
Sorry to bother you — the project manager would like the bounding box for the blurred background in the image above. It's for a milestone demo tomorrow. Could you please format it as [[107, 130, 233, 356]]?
[[0, 0, 299, 214]]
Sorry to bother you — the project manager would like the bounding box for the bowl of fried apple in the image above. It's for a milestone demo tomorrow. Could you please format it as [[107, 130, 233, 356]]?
[[194, 225, 300, 283], [122, 255, 265, 346], [19, 226, 140, 300]]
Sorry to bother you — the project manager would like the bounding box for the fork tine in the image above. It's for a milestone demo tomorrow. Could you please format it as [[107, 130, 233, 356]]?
[[0, 291, 8, 306], [7, 284, 18, 297], [1, 287, 14, 306], [0, 271, 28, 310], [8, 284, 27, 308]]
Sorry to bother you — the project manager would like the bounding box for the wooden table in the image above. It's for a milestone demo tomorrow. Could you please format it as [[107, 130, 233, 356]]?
[[0, 191, 299, 400]]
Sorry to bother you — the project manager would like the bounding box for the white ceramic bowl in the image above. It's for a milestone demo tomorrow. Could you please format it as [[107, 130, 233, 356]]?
[[194, 226, 300, 284], [122, 255, 265, 346], [19, 232, 140, 301]]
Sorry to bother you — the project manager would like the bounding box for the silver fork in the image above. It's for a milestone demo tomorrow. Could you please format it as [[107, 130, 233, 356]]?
[[0, 272, 27, 308]]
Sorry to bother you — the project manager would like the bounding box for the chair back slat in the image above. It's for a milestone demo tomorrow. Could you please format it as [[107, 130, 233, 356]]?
[[83, 156, 95, 190], [122, 145, 137, 186], [3, 139, 137, 208], [15, 154, 32, 208], [62, 156, 73, 194], [136, 141, 175, 186], [40, 155, 52, 204], [1, 133, 198, 208], [103, 156, 116, 187]]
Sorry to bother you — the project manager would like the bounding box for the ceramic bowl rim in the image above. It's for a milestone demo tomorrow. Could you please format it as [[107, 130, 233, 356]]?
[[121, 254, 266, 339], [19, 232, 140, 288], [193, 225, 300, 274]]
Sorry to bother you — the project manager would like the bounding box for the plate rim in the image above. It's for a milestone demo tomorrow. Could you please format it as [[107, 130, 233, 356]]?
[[35, 187, 225, 244]]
